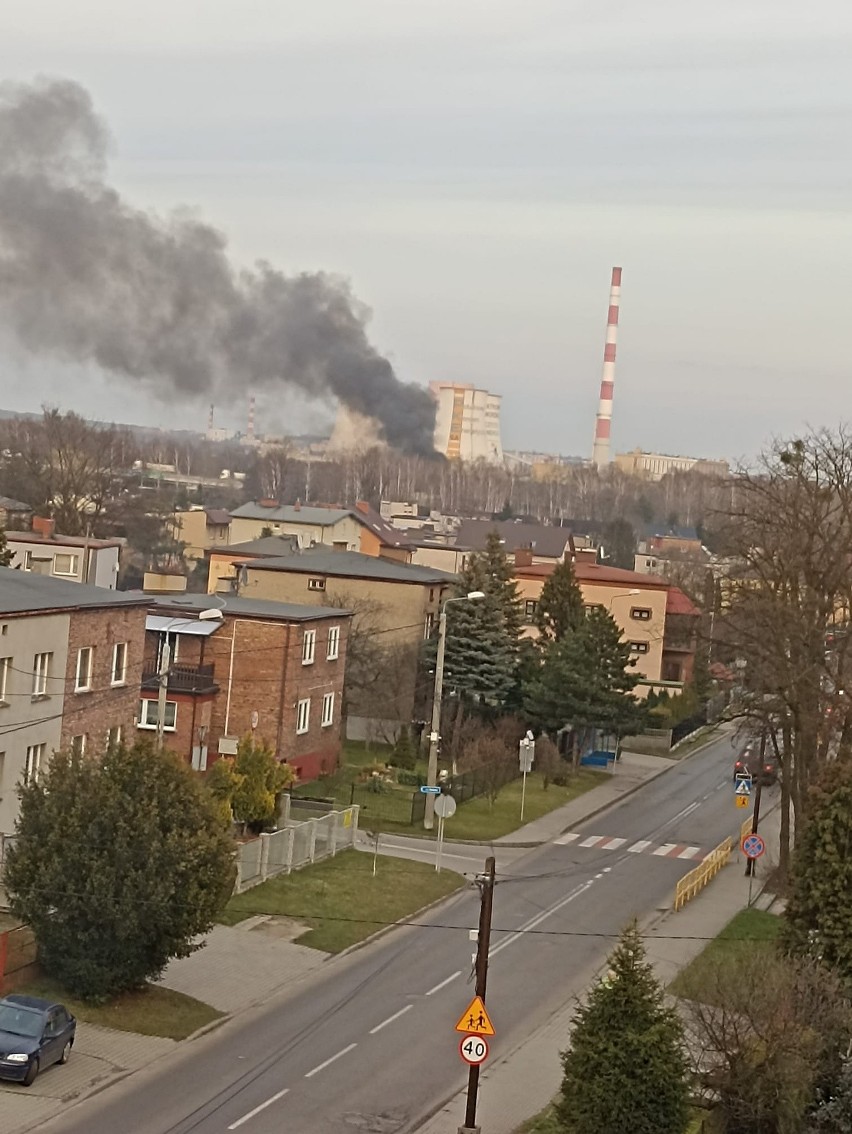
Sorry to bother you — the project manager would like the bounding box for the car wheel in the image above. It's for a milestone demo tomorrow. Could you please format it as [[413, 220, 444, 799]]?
[[22, 1058, 39, 1087], [59, 1040, 72, 1065]]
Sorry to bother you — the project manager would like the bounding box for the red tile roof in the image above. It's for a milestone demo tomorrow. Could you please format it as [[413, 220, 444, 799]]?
[[666, 586, 702, 617], [514, 560, 669, 589]]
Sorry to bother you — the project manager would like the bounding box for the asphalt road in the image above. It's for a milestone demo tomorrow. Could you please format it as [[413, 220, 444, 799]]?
[[43, 731, 752, 1134]]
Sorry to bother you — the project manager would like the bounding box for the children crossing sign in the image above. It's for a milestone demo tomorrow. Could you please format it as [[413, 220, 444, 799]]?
[[454, 996, 496, 1036]]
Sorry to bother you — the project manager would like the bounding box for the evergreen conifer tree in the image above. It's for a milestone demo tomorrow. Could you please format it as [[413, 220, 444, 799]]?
[[782, 759, 852, 983], [0, 525, 12, 567], [535, 558, 586, 642], [557, 921, 690, 1134]]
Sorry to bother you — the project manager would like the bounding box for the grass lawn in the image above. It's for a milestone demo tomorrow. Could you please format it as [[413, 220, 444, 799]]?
[[669, 908, 781, 999], [220, 848, 465, 952], [15, 974, 222, 1040], [514, 1103, 561, 1132], [385, 770, 607, 841]]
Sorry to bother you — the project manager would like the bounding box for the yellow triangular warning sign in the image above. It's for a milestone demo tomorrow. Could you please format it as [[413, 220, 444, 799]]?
[[454, 995, 496, 1036]]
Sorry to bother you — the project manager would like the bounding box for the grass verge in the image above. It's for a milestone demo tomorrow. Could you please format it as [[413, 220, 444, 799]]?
[[14, 974, 222, 1040], [514, 1103, 561, 1132], [220, 848, 465, 952], [669, 908, 781, 999]]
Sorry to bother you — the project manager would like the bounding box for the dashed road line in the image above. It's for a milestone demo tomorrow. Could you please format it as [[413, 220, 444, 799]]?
[[425, 971, 461, 996], [369, 1005, 413, 1034], [305, 1043, 358, 1079], [227, 1088, 289, 1129]]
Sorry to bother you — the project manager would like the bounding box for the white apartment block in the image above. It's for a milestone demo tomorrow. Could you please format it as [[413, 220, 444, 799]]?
[[430, 383, 504, 464]]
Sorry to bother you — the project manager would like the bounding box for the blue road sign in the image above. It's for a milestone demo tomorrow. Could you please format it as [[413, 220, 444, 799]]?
[[419, 785, 442, 795], [742, 833, 766, 859]]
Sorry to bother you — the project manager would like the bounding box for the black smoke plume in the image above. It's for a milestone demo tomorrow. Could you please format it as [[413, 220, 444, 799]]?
[[0, 78, 436, 454]]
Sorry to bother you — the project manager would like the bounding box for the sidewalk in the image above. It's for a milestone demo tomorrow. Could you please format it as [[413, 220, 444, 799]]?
[[414, 803, 781, 1134]]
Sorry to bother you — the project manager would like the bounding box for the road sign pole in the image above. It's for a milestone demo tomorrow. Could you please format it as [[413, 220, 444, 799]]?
[[460, 855, 496, 1134], [436, 814, 445, 873], [520, 768, 528, 823], [745, 732, 766, 877]]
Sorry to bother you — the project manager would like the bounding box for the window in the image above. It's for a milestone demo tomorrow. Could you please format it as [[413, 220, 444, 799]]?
[[138, 699, 177, 731], [296, 698, 310, 734], [584, 603, 604, 614], [111, 642, 128, 686], [24, 550, 52, 575], [75, 647, 93, 692], [302, 629, 316, 665], [0, 657, 10, 704], [71, 734, 86, 757], [32, 652, 52, 697], [629, 641, 650, 654], [24, 743, 45, 785], [53, 553, 79, 577], [321, 692, 335, 727], [524, 600, 538, 621], [630, 607, 652, 621], [307, 577, 326, 591], [107, 725, 123, 749], [423, 613, 435, 639], [327, 625, 340, 660]]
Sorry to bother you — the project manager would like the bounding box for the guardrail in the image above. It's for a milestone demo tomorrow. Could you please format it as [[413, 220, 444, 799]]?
[[740, 815, 754, 845], [674, 836, 732, 911]]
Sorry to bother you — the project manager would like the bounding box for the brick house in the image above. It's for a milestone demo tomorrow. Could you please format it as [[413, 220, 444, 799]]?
[[0, 570, 147, 837], [140, 593, 351, 783]]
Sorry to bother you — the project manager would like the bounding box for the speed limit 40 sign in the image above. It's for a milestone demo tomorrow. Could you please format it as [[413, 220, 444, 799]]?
[[459, 1034, 489, 1066]]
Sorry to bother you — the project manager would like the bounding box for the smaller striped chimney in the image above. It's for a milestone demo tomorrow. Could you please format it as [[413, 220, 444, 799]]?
[[246, 395, 256, 443], [592, 267, 622, 469]]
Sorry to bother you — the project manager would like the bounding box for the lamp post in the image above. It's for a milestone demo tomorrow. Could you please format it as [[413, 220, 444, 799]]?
[[607, 587, 641, 612], [156, 607, 224, 751], [424, 590, 485, 830]]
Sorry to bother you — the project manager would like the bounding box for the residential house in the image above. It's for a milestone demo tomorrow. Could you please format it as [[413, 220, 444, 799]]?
[[228, 502, 363, 551], [408, 539, 472, 574], [0, 570, 147, 837], [140, 593, 351, 782], [453, 519, 574, 565], [7, 518, 122, 588], [172, 508, 234, 562], [0, 496, 33, 531], [208, 549, 454, 729], [514, 557, 697, 695]]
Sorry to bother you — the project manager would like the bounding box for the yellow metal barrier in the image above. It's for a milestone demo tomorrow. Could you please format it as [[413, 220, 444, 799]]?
[[673, 836, 732, 911], [740, 816, 753, 845]]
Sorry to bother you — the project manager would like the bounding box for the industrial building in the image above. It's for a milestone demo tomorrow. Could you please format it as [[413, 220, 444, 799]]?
[[615, 449, 729, 481], [429, 382, 503, 463]]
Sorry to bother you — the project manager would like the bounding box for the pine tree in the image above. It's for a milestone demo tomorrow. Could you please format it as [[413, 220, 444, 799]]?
[[556, 922, 690, 1134], [535, 558, 586, 642], [391, 725, 416, 771], [782, 759, 852, 983], [0, 525, 12, 567]]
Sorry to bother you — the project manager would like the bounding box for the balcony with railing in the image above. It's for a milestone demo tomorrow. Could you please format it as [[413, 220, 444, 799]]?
[[141, 663, 219, 695]]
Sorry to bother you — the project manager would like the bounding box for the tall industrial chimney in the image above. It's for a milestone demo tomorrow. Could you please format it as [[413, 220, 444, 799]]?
[[246, 395, 256, 443], [207, 404, 214, 433], [591, 266, 622, 469]]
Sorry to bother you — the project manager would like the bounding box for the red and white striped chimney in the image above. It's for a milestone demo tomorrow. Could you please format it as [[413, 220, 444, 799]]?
[[247, 395, 256, 442], [591, 266, 622, 469]]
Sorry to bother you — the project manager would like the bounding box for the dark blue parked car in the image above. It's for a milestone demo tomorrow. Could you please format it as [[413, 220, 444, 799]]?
[[0, 994, 76, 1086]]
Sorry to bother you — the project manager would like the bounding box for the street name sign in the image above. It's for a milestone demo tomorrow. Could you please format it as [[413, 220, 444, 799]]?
[[454, 995, 496, 1036], [742, 833, 766, 859], [419, 785, 442, 795], [459, 1035, 489, 1066]]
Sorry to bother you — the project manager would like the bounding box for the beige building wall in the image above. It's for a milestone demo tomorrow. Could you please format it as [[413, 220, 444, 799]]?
[[228, 514, 362, 551], [409, 545, 470, 573], [173, 511, 232, 561]]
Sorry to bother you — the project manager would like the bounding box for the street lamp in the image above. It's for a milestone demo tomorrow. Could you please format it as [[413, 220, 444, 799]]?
[[607, 588, 641, 611], [424, 590, 486, 830], [156, 607, 224, 751]]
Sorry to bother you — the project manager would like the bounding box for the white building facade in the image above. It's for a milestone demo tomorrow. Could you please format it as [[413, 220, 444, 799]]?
[[430, 383, 503, 464]]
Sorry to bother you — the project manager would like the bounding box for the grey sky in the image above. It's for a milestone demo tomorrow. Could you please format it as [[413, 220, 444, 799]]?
[[1, 0, 850, 461]]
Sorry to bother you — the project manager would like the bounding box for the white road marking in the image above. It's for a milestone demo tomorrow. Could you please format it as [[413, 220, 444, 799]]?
[[369, 1005, 413, 1034], [362, 838, 477, 863], [595, 873, 604, 879], [653, 844, 677, 856], [305, 1043, 357, 1078], [628, 840, 652, 853], [678, 846, 701, 860], [425, 971, 461, 996], [603, 867, 612, 873], [490, 881, 594, 958], [600, 837, 626, 850], [227, 1089, 289, 1129], [579, 835, 604, 848], [554, 833, 580, 845]]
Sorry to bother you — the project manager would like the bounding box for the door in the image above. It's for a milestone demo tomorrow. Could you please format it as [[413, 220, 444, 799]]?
[[40, 1010, 64, 1067]]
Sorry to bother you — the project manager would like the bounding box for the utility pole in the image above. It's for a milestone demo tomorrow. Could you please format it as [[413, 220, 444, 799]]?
[[745, 730, 766, 877], [459, 855, 496, 1134], [155, 635, 172, 752]]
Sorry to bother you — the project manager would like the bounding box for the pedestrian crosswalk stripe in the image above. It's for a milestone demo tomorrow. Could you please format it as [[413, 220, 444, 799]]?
[[553, 834, 708, 861], [554, 833, 579, 845], [653, 844, 677, 856], [601, 837, 626, 850], [678, 846, 701, 860], [627, 840, 652, 853], [579, 835, 605, 848]]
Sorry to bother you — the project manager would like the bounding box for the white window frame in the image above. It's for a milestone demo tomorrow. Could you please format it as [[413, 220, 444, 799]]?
[[296, 698, 311, 735], [111, 642, 128, 686], [53, 552, 80, 577], [24, 743, 45, 785], [321, 691, 335, 727], [423, 613, 435, 640], [75, 646, 94, 692], [32, 652, 52, 697], [71, 734, 86, 757], [107, 725, 123, 749], [0, 656, 10, 704], [307, 577, 326, 591], [302, 629, 316, 666], [327, 625, 340, 660], [138, 698, 177, 731]]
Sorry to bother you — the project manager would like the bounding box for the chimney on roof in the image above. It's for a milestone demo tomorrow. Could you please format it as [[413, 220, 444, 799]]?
[[355, 501, 370, 515], [32, 516, 55, 539], [258, 499, 277, 509], [514, 548, 533, 568], [294, 499, 301, 512]]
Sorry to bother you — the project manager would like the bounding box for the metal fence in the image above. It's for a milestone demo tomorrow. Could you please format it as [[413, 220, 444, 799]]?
[[348, 783, 426, 828], [234, 805, 360, 894], [673, 837, 732, 911]]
